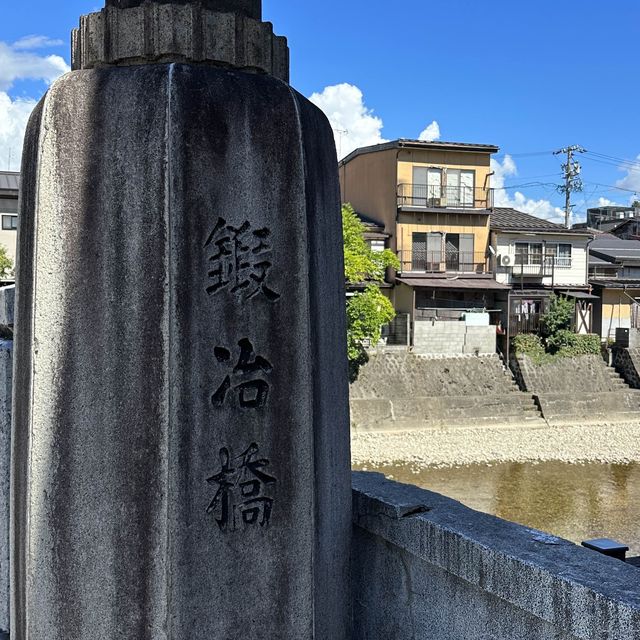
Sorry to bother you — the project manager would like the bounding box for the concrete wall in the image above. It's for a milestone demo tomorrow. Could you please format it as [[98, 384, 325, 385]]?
[[352, 471, 640, 640], [413, 320, 495, 355], [493, 232, 589, 288]]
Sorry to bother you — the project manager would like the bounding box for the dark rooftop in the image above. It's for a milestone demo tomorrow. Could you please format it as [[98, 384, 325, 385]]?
[[490, 208, 593, 235], [340, 139, 499, 165], [590, 235, 640, 264], [0, 171, 19, 193]]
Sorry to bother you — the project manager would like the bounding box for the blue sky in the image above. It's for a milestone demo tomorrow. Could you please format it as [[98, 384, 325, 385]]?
[[2, 0, 640, 222]]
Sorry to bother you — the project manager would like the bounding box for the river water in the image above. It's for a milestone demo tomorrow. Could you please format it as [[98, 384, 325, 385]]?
[[355, 461, 640, 556]]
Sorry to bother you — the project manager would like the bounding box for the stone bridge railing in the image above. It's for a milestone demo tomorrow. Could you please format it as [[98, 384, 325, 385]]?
[[352, 472, 640, 640]]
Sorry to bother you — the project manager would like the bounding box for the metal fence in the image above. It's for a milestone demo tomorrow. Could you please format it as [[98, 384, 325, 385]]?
[[397, 184, 494, 209], [398, 250, 490, 274]]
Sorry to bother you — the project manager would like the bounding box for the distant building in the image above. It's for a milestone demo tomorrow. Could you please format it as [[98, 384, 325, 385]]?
[[589, 234, 640, 339], [338, 139, 595, 354], [584, 205, 640, 235], [0, 171, 19, 273]]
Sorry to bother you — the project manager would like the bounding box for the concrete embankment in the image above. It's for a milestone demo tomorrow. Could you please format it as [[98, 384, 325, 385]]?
[[352, 421, 640, 468]]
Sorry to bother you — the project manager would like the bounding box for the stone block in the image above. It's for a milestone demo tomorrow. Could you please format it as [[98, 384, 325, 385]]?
[[73, 3, 288, 81]]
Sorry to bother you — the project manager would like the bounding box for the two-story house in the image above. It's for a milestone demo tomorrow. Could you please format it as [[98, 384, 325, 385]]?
[[490, 208, 595, 340], [339, 139, 509, 354], [0, 171, 19, 273]]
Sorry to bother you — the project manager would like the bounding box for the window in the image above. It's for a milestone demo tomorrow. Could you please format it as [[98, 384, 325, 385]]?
[[369, 239, 385, 253], [0, 198, 18, 214], [446, 169, 475, 207], [515, 242, 542, 265], [1, 215, 17, 231], [546, 243, 572, 267], [412, 166, 443, 205], [411, 232, 442, 271]]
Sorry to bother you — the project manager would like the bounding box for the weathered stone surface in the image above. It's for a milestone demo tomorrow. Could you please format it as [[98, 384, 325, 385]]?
[[72, 3, 289, 82], [511, 354, 640, 424], [352, 472, 640, 640], [12, 64, 350, 639], [612, 346, 640, 388], [0, 287, 12, 636], [106, 0, 261, 20]]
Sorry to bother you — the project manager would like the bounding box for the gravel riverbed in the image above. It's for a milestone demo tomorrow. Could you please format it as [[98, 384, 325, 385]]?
[[351, 421, 640, 469]]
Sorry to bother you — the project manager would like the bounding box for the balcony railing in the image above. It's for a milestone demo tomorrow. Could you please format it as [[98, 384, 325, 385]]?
[[507, 254, 571, 277], [398, 250, 491, 275], [397, 183, 494, 209]]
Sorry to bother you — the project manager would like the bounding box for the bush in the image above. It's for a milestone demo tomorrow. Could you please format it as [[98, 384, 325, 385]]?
[[553, 333, 601, 357], [512, 333, 547, 362]]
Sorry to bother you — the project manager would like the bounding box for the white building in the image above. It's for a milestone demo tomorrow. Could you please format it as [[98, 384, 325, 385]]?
[[489, 208, 595, 336], [0, 171, 19, 276]]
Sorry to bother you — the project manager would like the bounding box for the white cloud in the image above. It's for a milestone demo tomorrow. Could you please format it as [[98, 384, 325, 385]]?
[[492, 155, 565, 224], [616, 154, 640, 200], [418, 120, 440, 142], [0, 92, 38, 170], [13, 35, 64, 50], [0, 38, 69, 169], [309, 83, 387, 159], [0, 40, 69, 91]]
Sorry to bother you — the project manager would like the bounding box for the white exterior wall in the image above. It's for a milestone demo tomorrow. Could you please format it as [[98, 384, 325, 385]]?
[[0, 209, 17, 265], [492, 232, 589, 288], [0, 228, 17, 263]]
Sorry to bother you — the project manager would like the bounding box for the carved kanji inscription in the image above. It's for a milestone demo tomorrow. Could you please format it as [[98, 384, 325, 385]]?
[[206, 443, 276, 532], [204, 217, 280, 301]]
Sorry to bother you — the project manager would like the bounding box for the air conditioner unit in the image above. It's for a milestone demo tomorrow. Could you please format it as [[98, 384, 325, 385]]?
[[499, 255, 513, 267]]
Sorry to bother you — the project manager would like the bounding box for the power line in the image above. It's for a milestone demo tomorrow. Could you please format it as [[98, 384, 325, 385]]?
[[584, 151, 640, 170]]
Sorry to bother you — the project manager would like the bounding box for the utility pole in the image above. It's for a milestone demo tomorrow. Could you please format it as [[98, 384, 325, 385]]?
[[554, 145, 586, 228]]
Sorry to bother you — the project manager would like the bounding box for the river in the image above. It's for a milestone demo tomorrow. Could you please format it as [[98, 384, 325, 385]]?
[[354, 461, 640, 557]]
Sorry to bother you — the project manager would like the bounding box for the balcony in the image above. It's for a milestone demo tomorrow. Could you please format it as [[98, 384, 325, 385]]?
[[397, 183, 494, 210], [505, 254, 571, 278], [398, 250, 491, 275]]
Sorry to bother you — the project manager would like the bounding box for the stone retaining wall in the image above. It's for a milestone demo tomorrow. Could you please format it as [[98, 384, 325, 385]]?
[[352, 471, 640, 640], [514, 354, 620, 394], [350, 353, 544, 430], [351, 352, 518, 400], [511, 353, 640, 425], [612, 347, 640, 389]]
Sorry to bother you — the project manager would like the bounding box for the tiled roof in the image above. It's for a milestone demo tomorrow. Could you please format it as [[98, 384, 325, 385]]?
[[590, 235, 640, 263], [0, 172, 19, 193], [490, 208, 592, 234]]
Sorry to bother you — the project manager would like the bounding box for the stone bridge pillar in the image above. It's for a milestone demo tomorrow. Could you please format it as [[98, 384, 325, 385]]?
[[11, 1, 351, 638]]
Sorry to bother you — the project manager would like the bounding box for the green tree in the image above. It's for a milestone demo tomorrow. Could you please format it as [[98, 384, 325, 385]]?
[[0, 245, 13, 279], [539, 294, 574, 338], [342, 204, 399, 379]]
